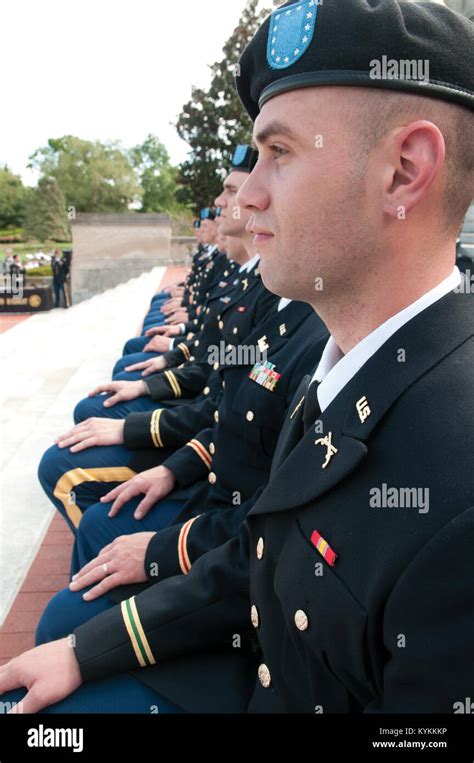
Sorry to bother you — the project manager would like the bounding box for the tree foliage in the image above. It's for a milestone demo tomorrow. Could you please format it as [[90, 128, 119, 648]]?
[[0, 166, 29, 229], [28, 136, 141, 213], [130, 134, 183, 214], [24, 177, 71, 241], [176, 0, 275, 211]]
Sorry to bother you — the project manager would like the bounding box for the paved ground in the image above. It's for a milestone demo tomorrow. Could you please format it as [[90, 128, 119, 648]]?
[[0, 265, 187, 663], [0, 314, 31, 335], [0, 266, 193, 652]]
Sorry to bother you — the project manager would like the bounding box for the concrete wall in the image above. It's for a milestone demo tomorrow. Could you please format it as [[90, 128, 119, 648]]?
[[170, 236, 196, 266], [71, 213, 181, 303]]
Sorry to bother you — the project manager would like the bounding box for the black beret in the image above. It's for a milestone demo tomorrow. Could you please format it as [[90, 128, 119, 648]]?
[[230, 143, 259, 172], [236, 0, 474, 121]]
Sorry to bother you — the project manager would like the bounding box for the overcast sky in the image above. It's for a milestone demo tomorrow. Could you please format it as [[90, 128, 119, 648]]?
[[2, 0, 268, 185]]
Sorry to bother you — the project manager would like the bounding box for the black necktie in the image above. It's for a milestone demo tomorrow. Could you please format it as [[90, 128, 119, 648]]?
[[303, 380, 321, 432]]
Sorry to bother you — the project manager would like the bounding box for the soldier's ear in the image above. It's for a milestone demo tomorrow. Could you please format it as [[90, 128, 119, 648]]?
[[382, 120, 445, 220]]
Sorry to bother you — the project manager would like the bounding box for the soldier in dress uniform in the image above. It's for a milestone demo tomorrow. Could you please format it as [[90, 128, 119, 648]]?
[[114, 147, 263, 376], [1, 0, 473, 715], [68, 148, 277, 421], [36, 233, 275, 539], [36, 151, 281, 536]]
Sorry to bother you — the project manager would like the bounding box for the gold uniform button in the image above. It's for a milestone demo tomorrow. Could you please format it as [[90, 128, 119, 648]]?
[[251, 605, 259, 629], [294, 610, 309, 631], [214, 411, 219, 423], [209, 442, 215, 455], [258, 664, 271, 688], [203, 386, 210, 395], [208, 472, 217, 485], [218, 320, 224, 329], [256, 537, 264, 559], [246, 410, 255, 422], [194, 339, 200, 347], [213, 362, 219, 370]]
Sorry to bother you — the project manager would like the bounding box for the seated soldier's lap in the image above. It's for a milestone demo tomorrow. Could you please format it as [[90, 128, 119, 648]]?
[[74, 494, 191, 571], [37, 443, 138, 537], [1, 677, 183, 713], [122, 335, 150, 355], [112, 351, 161, 378], [113, 370, 148, 381], [73, 393, 158, 423], [36, 585, 116, 645]]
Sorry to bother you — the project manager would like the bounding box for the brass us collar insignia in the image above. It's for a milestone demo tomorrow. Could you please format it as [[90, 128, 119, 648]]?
[[356, 395, 371, 423]]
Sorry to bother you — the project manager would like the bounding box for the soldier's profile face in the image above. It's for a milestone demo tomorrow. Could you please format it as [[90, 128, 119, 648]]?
[[237, 87, 370, 304], [215, 170, 251, 236], [200, 218, 216, 243]]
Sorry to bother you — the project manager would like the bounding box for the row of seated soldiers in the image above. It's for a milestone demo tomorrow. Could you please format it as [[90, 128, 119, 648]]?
[[33, 145, 328, 679]]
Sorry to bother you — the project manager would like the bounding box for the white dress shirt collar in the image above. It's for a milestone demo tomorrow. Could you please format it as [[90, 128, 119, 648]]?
[[278, 297, 292, 311], [312, 267, 461, 413]]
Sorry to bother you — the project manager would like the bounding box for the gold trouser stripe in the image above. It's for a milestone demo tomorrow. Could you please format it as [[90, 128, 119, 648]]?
[[186, 440, 212, 470], [178, 343, 191, 361], [164, 370, 181, 398], [150, 408, 164, 448], [178, 515, 201, 575], [53, 466, 136, 529]]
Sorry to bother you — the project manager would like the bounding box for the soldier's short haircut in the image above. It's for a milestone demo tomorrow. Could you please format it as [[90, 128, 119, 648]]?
[[348, 89, 474, 234]]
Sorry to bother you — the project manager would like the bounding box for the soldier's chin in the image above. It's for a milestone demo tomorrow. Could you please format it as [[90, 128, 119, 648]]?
[[258, 257, 286, 297]]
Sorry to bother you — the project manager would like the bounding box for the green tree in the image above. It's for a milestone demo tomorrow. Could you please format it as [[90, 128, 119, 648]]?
[[24, 177, 71, 241], [130, 134, 183, 214], [176, 0, 274, 211], [28, 136, 141, 213], [0, 166, 28, 229]]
